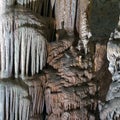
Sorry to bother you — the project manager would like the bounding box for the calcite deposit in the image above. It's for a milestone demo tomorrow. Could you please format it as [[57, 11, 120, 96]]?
[[0, 0, 120, 120]]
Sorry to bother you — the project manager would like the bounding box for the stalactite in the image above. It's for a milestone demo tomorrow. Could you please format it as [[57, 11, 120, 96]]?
[[76, 0, 91, 54], [50, 0, 56, 10], [80, 12, 89, 54], [0, 79, 30, 120], [17, 0, 52, 17], [0, 6, 47, 79], [64, 0, 76, 34], [25, 79, 44, 118], [55, 0, 76, 34], [45, 88, 52, 114]]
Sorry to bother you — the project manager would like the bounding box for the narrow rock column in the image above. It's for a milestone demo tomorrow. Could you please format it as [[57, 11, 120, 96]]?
[[76, 0, 91, 54]]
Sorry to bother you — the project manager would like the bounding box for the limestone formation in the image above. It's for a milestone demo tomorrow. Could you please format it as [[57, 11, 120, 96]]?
[[0, 79, 30, 120], [0, 1, 48, 79], [55, 0, 76, 34], [76, 0, 91, 54], [0, 0, 120, 120]]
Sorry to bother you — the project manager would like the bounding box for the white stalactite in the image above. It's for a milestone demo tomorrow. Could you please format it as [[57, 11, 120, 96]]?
[[80, 12, 89, 54], [76, 0, 91, 54], [25, 80, 44, 118], [0, 80, 30, 120], [51, 0, 56, 9], [0, 7, 47, 79]]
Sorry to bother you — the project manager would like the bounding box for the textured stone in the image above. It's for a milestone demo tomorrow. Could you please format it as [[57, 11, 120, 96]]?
[[0, 0, 120, 120]]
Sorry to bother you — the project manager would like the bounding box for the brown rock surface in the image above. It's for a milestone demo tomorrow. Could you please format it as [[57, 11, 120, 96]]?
[[42, 37, 98, 120], [0, 0, 119, 120]]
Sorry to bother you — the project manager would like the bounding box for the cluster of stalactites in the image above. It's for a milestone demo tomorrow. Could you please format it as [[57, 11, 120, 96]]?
[[28, 82, 44, 117], [55, 0, 76, 34], [17, 0, 51, 16], [0, 0, 15, 14], [0, 0, 49, 16], [52, 0, 91, 53], [0, 8, 47, 79], [0, 81, 30, 120], [14, 27, 47, 78]]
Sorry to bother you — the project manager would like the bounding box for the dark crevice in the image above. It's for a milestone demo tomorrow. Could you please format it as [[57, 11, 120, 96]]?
[[43, 99, 47, 120]]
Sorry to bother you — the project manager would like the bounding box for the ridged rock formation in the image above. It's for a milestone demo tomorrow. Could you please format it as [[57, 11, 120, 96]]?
[[0, 0, 120, 120], [45, 37, 97, 120]]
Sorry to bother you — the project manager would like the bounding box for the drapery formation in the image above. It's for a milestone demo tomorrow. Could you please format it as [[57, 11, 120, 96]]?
[[0, 2, 48, 79], [0, 0, 48, 120], [0, 79, 30, 120]]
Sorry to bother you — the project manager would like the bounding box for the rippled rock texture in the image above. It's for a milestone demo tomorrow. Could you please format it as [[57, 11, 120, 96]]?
[[0, 0, 120, 120]]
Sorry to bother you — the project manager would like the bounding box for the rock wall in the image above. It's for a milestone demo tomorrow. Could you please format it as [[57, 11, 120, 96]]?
[[99, 19, 120, 120], [0, 0, 120, 120]]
